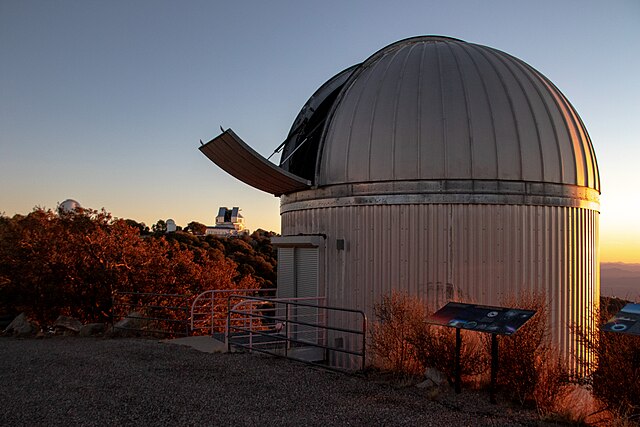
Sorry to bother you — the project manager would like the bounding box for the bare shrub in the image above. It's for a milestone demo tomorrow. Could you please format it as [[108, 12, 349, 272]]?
[[369, 291, 425, 376], [533, 353, 573, 418], [575, 297, 640, 422], [368, 289, 582, 418], [490, 292, 570, 409], [410, 325, 487, 386], [369, 291, 487, 384], [542, 383, 602, 425]]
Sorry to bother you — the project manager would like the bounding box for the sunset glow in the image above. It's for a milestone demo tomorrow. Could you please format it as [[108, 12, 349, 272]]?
[[1, 1, 638, 264]]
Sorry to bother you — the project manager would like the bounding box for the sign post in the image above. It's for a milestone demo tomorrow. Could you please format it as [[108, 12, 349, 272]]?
[[455, 328, 461, 393], [490, 334, 498, 404], [428, 302, 536, 403]]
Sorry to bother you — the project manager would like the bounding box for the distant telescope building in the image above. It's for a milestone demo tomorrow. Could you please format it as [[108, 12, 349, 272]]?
[[200, 36, 600, 370], [206, 207, 248, 236]]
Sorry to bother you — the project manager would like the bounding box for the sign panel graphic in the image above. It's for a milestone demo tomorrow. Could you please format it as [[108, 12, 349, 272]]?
[[603, 303, 640, 336], [428, 302, 536, 335]]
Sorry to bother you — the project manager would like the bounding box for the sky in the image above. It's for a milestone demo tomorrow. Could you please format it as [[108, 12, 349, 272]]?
[[1, 0, 639, 263]]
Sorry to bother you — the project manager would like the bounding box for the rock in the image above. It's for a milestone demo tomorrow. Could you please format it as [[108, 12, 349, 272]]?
[[79, 323, 106, 337], [54, 315, 83, 333], [4, 313, 35, 337], [114, 311, 145, 329], [417, 367, 448, 389], [111, 312, 147, 337]]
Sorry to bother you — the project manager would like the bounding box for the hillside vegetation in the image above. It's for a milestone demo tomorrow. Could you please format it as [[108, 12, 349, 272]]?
[[0, 207, 276, 326]]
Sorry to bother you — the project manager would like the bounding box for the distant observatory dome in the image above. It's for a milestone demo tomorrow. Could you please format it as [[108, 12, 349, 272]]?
[[59, 199, 81, 213], [166, 219, 177, 233]]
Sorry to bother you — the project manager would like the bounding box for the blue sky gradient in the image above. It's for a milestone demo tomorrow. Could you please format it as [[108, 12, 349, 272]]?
[[1, 0, 638, 261]]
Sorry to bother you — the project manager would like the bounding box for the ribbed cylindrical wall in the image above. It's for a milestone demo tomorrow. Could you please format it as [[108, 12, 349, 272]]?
[[282, 203, 599, 369]]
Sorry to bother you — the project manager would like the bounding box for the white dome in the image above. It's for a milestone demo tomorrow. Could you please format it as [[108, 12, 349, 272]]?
[[59, 199, 81, 213], [281, 36, 599, 192]]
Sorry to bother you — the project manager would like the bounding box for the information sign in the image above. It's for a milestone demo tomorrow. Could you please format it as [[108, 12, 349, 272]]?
[[603, 303, 640, 336], [429, 302, 535, 335]]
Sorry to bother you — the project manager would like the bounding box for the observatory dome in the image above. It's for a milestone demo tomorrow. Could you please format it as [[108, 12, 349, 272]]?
[[280, 36, 599, 192], [59, 199, 81, 213], [200, 35, 601, 372]]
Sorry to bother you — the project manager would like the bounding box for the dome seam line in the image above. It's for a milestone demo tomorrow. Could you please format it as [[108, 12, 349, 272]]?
[[504, 54, 549, 183], [479, 46, 525, 181], [447, 42, 474, 179], [417, 42, 426, 178], [367, 49, 402, 182], [513, 57, 567, 186], [464, 43, 499, 179], [536, 74, 583, 188], [492, 49, 546, 183], [436, 42, 447, 177], [343, 64, 375, 184], [391, 44, 415, 180]]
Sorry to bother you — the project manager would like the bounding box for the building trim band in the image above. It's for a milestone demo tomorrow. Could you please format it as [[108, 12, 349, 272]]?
[[281, 180, 600, 213]]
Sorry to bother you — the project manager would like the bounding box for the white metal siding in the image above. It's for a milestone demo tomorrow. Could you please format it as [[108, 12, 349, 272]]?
[[281, 204, 599, 370]]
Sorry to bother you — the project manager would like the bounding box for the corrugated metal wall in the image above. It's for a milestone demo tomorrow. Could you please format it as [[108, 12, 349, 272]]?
[[281, 204, 599, 369]]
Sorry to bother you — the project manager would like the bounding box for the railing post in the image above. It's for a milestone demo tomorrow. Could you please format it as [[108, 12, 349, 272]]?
[[210, 291, 215, 336], [226, 296, 231, 353], [185, 297, 190, 337], [490, 334, 499, 404], [111, 291, 116, 332], [285, 302, 290, 358], [455, 328, 462, 394], [361, 314, 367, 372], [249, 303, 254, 351]]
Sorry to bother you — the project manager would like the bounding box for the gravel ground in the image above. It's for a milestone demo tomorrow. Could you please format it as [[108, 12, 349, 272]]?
[[0, 337, 554, 426]]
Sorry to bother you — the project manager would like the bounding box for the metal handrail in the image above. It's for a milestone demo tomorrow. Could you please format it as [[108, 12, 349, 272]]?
[[112, 291, 191, 337], [226, 295, 368, 372], [190, 288, 276, 335]]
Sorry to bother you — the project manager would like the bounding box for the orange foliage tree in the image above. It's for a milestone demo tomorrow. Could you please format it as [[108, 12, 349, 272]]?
[[0, 207, 259, 326]]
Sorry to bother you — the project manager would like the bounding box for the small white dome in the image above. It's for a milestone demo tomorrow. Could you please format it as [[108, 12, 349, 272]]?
[[59, 199, 81, 213]]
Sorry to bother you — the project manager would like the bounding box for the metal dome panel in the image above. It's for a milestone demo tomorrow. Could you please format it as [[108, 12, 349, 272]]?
[[200, 129, 310, 196], [313, 36, 599, 191]]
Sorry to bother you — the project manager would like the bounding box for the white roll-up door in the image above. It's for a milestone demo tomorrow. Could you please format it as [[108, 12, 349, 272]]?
[[277, 247, 295, 299], [295, 247, 319, 298], [274, 241, 322, 345]]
